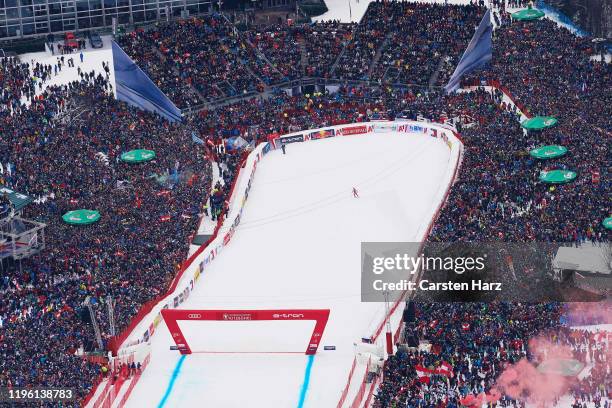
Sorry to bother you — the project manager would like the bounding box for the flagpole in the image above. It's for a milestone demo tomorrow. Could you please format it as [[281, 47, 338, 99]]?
[[384, 290, 394, 356]]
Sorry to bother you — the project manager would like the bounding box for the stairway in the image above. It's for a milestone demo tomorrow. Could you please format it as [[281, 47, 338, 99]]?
[[220, 12, 283, 81], [243, 64, 267, 89], [329, 38, 350, 78], [366, 32, 393, 80], [152, 47, 208, 102], [428, 55, 448, 89], [297, 37, 308, 75]]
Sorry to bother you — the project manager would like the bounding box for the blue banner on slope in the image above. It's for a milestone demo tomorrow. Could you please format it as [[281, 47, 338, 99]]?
[[444, 9, 493, 93], [112, 41, 182, 122]]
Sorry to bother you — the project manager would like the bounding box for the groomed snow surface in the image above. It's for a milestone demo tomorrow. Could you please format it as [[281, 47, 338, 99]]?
[[126, 131, 454, 408]]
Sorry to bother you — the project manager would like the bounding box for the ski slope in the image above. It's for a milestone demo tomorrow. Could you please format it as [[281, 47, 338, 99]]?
[[125, 129, 458, 408]]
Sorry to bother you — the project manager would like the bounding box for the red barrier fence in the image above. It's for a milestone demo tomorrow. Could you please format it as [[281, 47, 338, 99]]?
[[363, 376, 380, 408], [116, 353, 151, 408], [106, 152, 249, 357], [81, 374, 104, 408], [336, 358, 358, 408], [88, 353, 151, 408], [83, 152, 250, 406], [82, 375, 107, 408], [94, 375, 126, 408], [349, 360, 371, 408]]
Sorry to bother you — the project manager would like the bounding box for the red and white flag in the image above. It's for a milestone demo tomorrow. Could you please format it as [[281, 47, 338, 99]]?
[[435, 361, 454, 378], [415, 365, 432, 384]]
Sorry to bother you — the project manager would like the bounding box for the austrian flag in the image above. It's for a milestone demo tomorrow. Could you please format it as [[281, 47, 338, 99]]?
[[415, 361, 454, 383], [437, 361, 454, 378], [415, 365, 433, 384]]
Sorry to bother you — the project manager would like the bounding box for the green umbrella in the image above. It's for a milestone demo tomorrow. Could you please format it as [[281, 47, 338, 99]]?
[[121, 149, 156, 163], [512, 8, 545, 21], [529, 145, 567, 159], [603, 217, 612, 230], [62, 209, 101, 225], [521, 116, 558, 130], [539, 169, 577, 184]]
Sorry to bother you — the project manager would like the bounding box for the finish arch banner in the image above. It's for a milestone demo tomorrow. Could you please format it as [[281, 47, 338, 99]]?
[[161, 309, 330, 355]]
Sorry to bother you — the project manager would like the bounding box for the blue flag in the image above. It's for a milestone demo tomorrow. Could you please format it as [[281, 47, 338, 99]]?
[[112, 41, 182, 122], [191, 132, 205, 145], [444, 10, 492, 93]]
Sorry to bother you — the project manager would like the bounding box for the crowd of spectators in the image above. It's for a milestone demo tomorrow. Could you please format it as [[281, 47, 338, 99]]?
[[302, 21, 355, 78], [0, 2, 609, 406], [242, 20, 361, 80], [244, 24, 303, 82], [375, 303, 610, 408], [370, 3, 484, 86], [0, 57, 36, 109], [116, 26, 206, 109], [373, 8, 610, 408], [333, 2, 393, 80], [112, 2, 489, 101], [116, 15, 270, 107], [432, 17, 610, 243], [0, 67, 213, 404], [553, 327, 611, 408]]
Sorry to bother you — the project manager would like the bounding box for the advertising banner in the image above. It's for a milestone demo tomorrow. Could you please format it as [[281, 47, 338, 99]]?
[[262, 143, 272, 155], [338, 125, 370, 136], [398, 123, 428, 134], [372, 123, 397, 133], [279, 134, 305, 144], [309, 129, 335, 140]]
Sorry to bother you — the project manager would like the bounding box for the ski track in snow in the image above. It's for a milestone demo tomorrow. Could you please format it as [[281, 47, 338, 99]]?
[[125, 132, 453, 408]]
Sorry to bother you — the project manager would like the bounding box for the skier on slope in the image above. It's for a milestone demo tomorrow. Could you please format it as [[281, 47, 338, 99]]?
[[352, 187, 359, 198], [281, 143, 286, 155]]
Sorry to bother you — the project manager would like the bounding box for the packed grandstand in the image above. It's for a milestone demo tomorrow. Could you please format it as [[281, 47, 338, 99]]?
[[0, 0, 610, 406]]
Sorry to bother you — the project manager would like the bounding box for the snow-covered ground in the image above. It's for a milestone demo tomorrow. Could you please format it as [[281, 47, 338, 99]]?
[[125, 131, 454, 408], [20, 35, 114, 101]]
